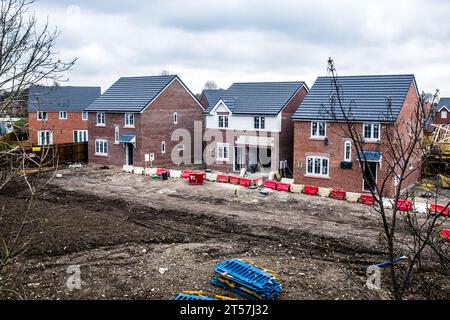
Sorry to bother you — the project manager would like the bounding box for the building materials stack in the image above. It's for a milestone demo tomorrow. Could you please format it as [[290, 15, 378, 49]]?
[[211, 259, 282, 300]]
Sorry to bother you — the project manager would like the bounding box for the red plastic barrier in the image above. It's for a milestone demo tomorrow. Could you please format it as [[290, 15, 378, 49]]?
[[182, 170, 193, 179], [217, 175, 230, 183], [264, 180, 278, 190], [239, 178, 251, 188], [303, 185, 319, 196], [277, 183, 291, 192], [229, 176, 240, 185], [360, 194, 375, 205], [331, 189, 346, 200], [441, 229, 450, 242], [431, 204, 450, 217], [157, 168, 170, 177], [189, 172, 204, 185], [396, 199, 413, 212]]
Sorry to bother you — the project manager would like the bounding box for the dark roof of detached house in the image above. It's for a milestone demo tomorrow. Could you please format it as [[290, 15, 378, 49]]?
[[202, 81, 307, 115], [86, 75, 180, 113], [437, 98, 450, 112], [293, 75, 418, 122], [28, 86, 101, 112]]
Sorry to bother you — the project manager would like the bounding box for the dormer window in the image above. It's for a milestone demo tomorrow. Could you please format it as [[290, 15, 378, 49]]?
[[218, 115, 229, 128], [442, 110, 448, 119]]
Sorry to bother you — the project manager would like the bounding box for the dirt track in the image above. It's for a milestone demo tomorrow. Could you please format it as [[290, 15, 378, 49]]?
[[1, 166, 448, 300]]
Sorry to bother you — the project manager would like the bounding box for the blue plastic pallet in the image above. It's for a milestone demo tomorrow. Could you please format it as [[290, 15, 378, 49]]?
[[210, 277, 257, 300], [214, 260, 282, 298]]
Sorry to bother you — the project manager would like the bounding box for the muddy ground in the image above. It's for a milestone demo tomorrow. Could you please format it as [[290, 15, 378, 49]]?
[[0, 166, 449, 300]]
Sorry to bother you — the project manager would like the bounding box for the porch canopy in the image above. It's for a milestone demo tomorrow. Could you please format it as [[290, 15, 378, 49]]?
[[358, 151, 382, 162], [119, 134, 136, 144], [235, 136, 275, 148]]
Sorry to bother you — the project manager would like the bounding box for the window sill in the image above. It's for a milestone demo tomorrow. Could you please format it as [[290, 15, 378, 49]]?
[[363, 139, 381, 144], [304, 174, 331, 180], [217, 159, 230, 163], [309, 136, 326, 141], [96, 124, 106, 127], [124, 126, 135, 129], [94, 154, 108, 157]]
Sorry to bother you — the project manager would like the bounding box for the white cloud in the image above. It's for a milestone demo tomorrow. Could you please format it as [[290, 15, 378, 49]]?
[[33, 0, 450, 96]]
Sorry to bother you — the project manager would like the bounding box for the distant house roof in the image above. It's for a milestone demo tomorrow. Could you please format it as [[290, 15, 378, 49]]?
[[86, 75, 202, 113], [292, 75, 418, 122], [28, 86, 101, 112], [202, 81, 308, 116], [437, 98, 450, 112]]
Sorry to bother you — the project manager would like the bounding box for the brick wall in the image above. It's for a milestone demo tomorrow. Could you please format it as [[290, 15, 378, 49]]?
[[28, 112, 88, 145], [88, 79, 204, 168], [293, 83, 421, 197]]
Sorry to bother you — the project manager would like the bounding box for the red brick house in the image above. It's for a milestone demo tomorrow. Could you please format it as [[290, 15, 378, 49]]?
[[28, 86, 101, 145], [200, 82, 308, 174], [292, 75, 421, 196], [435, 98, 450, 125], [85, 75, 204, 168]]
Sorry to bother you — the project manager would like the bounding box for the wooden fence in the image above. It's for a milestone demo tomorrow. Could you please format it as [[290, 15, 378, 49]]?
[[28, 142, 88, 166]]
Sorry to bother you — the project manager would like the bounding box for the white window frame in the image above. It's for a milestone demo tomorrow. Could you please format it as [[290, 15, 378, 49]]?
[[73, 130, 88, 143], [38, 130, 53, 146], [173, 112, 178, 124], [114, 127, 120, 144], [82, 111, 88, 121], [218, 115, 229, 128], [363, 123, 381, 142], [96, 112, 105, 126], [442, 110, 448, 119], [254, 117, 266, 130], [59, 111, 68, 120], [344, 141, 352, 162], [217, 143, 230, 161], [311, 122, 327, 138], [95, 139, 108, 156], [306, 156, 330, 178], [161, 141, 166, 154], [124, 113, 135, 128], [37, 111, 48, 121]]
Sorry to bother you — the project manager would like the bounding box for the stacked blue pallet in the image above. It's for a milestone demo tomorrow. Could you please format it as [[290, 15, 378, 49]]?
[[211, 259, 282, 300]]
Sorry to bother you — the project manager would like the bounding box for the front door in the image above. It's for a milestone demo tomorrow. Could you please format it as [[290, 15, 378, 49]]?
[[125, 143, 134, 166], [363, 162, 378, 192], [234, 146, 245, 172]]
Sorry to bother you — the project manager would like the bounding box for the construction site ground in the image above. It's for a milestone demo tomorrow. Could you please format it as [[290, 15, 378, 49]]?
[[1, 166, 449, 300]]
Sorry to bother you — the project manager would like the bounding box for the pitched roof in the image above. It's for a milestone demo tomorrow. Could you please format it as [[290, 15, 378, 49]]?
[[28, 86, 101, 112], [202, 81, 307, 115], [86, 75, 178, 113], [437, 98, 450, 112], [292, 75, 418, 122]]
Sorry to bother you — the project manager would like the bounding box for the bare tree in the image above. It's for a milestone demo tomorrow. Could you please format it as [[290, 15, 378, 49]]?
[[204, 80, 219, 90], [0, 0, 75, 297], [323, 58, 449, 300]]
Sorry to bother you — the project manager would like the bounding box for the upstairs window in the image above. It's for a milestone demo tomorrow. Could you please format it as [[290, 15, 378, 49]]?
[[96, 112, 105, 126], [311, 122, 326, 138], [218, 115, 229, 128], [124, 113, 134, 127], [254, 117, 266, 130], [442, 110, 448, 119], [82, 111, 88, 121], [161, 141, 166, 154], [59, 111, 68, 120], [363, 123, 381, 141], [173, 112, 178, 124], [114, 127, 119, 144], [37, 111, 48, 121]]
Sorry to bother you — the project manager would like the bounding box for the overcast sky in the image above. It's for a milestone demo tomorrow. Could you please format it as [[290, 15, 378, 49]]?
[[35, 0, 450, 96]]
